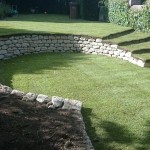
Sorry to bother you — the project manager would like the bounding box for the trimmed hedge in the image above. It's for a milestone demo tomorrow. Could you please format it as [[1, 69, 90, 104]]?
[[108, 0, 150, 32], [129, 5, 150, 32], [108, 0, 129, 26]]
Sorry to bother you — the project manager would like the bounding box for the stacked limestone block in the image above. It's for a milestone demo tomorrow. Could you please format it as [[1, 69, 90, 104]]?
[[0, 34, 145, 67]]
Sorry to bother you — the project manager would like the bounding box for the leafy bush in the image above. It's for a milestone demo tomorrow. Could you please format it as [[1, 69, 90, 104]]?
[[142, 0, 150, 4], [144, 0, 150, 4], [108, 0, 150, 32], [0, 3, 11, 19], [108, 0, 129, 26], [128, 5, 150, 32]]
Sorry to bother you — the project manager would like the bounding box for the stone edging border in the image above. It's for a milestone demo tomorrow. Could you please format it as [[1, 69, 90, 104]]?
[[0, 83, 94, 150], [0, 33, 148, 67]]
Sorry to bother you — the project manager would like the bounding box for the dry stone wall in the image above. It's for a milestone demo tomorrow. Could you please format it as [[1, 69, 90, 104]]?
[[0, 34, 145, 67]]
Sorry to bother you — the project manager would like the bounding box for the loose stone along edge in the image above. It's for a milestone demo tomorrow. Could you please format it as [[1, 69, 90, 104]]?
[[0, 83, 94, 150], [0, 34, 147, 68]]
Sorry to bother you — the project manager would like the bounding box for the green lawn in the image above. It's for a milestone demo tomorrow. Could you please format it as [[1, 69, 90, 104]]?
[[0, 53, 150, 150], [0, 14, 149, 61]]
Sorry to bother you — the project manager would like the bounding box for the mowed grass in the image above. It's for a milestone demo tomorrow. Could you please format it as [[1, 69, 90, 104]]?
[[0, 53, 150, 150], [0, 14, 149, 61]]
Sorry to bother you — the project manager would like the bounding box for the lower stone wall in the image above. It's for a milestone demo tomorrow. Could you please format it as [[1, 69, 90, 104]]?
[[0, 83, 94, 150], [0, 34, 145, 67]]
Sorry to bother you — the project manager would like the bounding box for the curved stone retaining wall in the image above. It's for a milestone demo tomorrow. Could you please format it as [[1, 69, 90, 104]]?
[[0, 34, 145, 67]]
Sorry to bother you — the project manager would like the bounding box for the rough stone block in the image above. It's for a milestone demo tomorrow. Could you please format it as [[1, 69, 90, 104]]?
[[62, 99, 82, 111], [89, 48, 95, 53], [96, 39, 102, 43], [74, 36, 79, 40], [125, 52, 132, 58], [114, 51, 120, 56], [0, 41, 4, 46], [137, 59, 145, 67], [106, 47, 112, 51], [5, 40, 12, 45], [100, 46, 106, 50], [41, 47, 47, 51], [92, 52, 97, 55], [44, 36, 48, 39], [103, 50, 109, 54], [93, 45, 100, 49], [109, 51, 114, 55], [22, 92, 37, 102], [80, 37, 86, 41], [88, 39, 95, 42], [111, 44, 118, 49], [36, 94, 50, 103], [91, 42, 97, 46], [57, 40, 63, 44], [83, 41, 89, 45], [52, 96, 64, 108], [22, 43, 29, 47], [64, 40, 70, 43], [11, 89, 25, 97], [14, 50, 20, 55], [38, 35, 44, 39], [0, 50, 7, 54], [120, 52, 126, 57], [104, 44, 109, 47], [68, 36, 74, 40], [0, 84, 12, 94], [2, 45, 8, 50], [61, 36, 68, 40]]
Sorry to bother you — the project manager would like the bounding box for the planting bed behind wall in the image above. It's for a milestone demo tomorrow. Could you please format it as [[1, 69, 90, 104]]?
[[0, 34, 147, 67]]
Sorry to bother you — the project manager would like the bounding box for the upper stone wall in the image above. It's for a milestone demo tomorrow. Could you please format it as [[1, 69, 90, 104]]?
[[0, 34, 145, 67]]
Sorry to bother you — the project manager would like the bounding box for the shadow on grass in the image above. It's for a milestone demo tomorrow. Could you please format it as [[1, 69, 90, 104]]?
[[82, 107, 136, 150], [83, 107, 150, 150], [0, 27, 61, 36], [118, 37, 150, 46], [132, 49, 150, 54], [102, 29, 135, 40], [5, 14, 89, 24], [136, 121, 150, 150], [0, 28, 33, 36], [0, 53, 90, 88]]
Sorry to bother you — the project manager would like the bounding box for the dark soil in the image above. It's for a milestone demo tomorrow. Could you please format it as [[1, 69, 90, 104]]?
[[0, 94, 85, 150]]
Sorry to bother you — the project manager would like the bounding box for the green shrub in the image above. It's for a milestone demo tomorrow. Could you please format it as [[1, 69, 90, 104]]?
[[142, 0, 150, 4], [108, 0, 129, 26], [128, 5, 150, 32], [144, 0, 150, 4], [0, 3, 10, 19], [108, 0, 150, 32]]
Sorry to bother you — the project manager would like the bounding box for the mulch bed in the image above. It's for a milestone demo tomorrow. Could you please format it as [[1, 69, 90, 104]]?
[[0, 94, 85, 150]]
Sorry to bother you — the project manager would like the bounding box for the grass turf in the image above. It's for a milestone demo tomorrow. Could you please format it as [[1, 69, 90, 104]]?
[[0, 53, 150, 150], [0, 14, 149, 61]]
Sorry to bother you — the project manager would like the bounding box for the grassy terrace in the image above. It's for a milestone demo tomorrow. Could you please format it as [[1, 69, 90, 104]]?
[[0, 14, 149, 61], [0, 53, 150, 150], [0, 15, 150, 150]]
